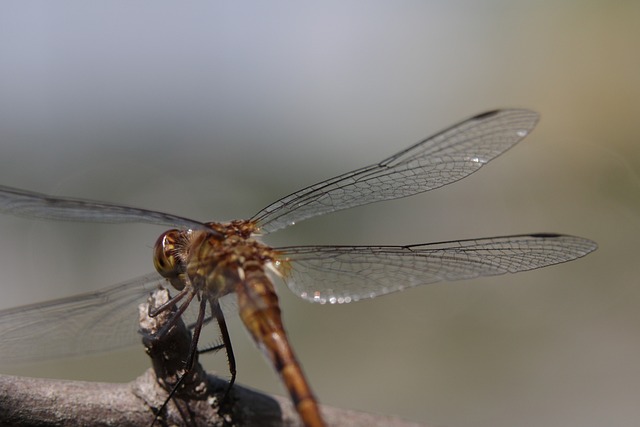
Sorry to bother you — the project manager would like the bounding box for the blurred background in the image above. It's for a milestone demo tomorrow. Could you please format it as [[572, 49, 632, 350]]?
[[0, 2, 638, 427]]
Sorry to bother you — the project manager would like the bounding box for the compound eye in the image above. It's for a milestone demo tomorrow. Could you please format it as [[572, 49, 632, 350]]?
[[153, 230, 183, 281]]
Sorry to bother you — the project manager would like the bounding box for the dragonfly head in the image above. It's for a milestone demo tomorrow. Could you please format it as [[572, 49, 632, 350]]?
[[153, 229, 189, 290]]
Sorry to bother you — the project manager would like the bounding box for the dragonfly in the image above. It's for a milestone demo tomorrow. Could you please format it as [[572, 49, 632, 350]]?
[[0, 109, 597, 427]]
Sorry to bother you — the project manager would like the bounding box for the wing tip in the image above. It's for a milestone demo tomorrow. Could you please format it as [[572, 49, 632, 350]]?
[[529, 232, 598, 255]]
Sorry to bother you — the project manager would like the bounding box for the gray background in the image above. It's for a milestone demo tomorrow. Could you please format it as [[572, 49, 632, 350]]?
[[0, 2, 638, 427]]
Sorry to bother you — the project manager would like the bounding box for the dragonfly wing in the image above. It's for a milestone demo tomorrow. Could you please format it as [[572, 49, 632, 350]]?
[[0, 185, 209, 230], [252, 109, 539, 234], [274, 234, 597, 304], [0, 272, 165, 364]]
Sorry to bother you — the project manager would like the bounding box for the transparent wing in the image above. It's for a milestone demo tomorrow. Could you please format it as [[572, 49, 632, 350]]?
[[0, 185, 209, 230], [251, 109, 539, 234], [0, 273, 239, 365], [274, 234, 597, 304], [0, 273, 164, 364]]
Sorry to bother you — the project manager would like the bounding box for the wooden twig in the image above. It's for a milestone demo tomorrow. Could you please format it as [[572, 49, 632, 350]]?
[[0, 288, 427, 426]]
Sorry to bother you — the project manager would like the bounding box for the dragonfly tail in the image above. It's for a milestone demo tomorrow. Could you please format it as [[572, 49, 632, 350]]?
[[237, 266, 326, 427]]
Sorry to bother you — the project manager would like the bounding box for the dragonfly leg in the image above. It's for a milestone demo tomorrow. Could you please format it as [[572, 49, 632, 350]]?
[[154, 289, 197, 340], [185, 296, 208, 371], [148, 286, 189, 318], [197, 341, 225, 355], [210, 299, 237, 399], [187, 313, 214, 331], [152, 295, 208, 426]]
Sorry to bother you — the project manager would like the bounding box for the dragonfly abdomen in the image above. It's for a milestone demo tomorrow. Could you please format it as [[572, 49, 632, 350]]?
[[237, 265, 326, 427]]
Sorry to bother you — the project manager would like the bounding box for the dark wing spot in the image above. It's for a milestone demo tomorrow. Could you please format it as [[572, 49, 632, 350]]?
[[530, 233, 562, 238], [471, 110, 501, 120]]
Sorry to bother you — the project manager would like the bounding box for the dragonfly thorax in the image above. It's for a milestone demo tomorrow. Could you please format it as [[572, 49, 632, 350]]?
[[153, 220, 277, 298]]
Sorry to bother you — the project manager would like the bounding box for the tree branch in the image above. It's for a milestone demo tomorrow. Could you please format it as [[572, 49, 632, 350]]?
[[0, 288, 427, 426]]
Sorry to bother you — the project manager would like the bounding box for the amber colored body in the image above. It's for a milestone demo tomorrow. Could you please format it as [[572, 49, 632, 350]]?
[[154, 219, 325, 427]]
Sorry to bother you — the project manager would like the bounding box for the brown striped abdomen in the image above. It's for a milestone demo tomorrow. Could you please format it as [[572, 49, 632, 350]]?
[[237, 265, 326, 427]]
